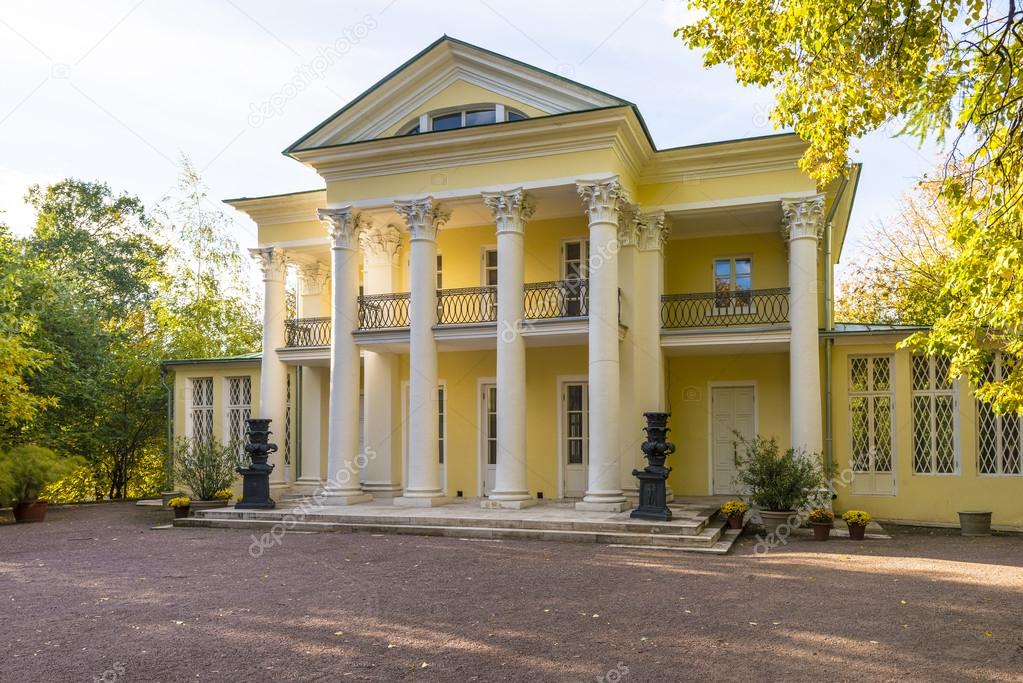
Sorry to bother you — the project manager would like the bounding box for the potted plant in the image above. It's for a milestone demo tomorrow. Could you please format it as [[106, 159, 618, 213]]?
[[734, 435, 826, 535], [168, 496, 191, 519], [808, 508, 835, 541], [720, 499, 749, 529], [842, 510, 871, 540], [0, 445, 85, 523], [174, 438, 244, 512]]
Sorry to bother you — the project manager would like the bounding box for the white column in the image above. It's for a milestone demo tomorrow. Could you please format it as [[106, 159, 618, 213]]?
[[295, 264, 330, 489], [617, 208, 641, 499], [250, 246, 290, 488], [576, 177, 630, 512], [394, 197, 451, 507], [481, 188, 537, 509], [782, 194, 826, 454], [636, 211, 672, 500], [359, 223, 404, 497], [318, 207, 372, 505]]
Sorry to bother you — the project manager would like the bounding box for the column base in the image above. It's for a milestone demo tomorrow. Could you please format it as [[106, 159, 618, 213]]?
[[290, 478, 325, 495], [269, 480, 291, 491], [362, 482, 403, 498], [394, 495, 452, 508], [480, 496, 538, 510], [319, 491, 373, 506]]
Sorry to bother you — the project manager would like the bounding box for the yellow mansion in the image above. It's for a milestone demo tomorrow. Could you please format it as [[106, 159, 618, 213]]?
[[165, 37, 1022, 529]]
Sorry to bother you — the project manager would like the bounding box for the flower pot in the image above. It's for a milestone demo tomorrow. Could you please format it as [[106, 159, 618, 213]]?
[[727, 514, 745, 530], [847, 523, 866, 540], [811, 522, 833, 541], [958, 511, 992, 537], [189, 499, 230, 513], [173, 506, 190, 519], [759, 510, 798, 536], [161, 491, 184, 510], [13, 500, 48, 523]]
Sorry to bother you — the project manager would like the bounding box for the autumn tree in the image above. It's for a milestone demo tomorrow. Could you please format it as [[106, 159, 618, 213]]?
[[677, 1, 1023, 411]]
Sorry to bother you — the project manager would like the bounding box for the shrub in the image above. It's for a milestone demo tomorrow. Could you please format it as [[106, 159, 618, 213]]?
[[0, 445, 87, 505], [734, 435, 826, 512], [842, 510, 872, 526], [174, 438, 244, 501], [808, 508, 835, 523], [168, 496, 191, 508], [720, 499, 749, 518]]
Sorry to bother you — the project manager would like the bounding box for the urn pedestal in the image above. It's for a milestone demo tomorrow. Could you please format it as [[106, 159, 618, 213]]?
[[235, 418, 277, 510], [631, 412, 675, 522]]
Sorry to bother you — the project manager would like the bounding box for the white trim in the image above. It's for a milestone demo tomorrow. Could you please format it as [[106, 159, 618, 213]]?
[[476, 376, 497, 497], [706, 381, 759, 496], [847, 354, 898, 496], [401, 379, 448, 496], [556, 374, 589, 499]]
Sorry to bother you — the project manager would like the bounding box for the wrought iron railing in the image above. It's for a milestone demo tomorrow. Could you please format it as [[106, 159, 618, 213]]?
[[359, 292, 410, 329], [437, 286, 498, 325], [284, 316, 332, 346], [524, 278, 589, 319], [660, 287, 789, 329]]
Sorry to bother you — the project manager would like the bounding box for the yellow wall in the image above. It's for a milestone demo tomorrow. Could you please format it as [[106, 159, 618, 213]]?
[[665, 353, 791, 495], [831, 341, 1023, 528], [664, 232, 788, 295]]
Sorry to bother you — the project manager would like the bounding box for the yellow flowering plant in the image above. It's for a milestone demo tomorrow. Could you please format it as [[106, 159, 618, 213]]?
[[168, 496, 191, 508], [842, 510, 871, 526], [213, 488, 234, 500], [808, 508, 834, 524], [720, 499, 749, 518]]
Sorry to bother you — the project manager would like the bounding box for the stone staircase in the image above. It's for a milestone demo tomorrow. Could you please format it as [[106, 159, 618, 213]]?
[[174, 499, 742, 553]]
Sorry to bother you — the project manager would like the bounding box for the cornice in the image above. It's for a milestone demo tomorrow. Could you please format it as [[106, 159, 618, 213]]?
[[226, 190, 326, 226], [640, 135, 808, 184]]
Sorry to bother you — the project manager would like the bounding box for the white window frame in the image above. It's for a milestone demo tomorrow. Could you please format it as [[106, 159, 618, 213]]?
[[556, 374, 590, 499], [186, 376, 214, 443], [223, 376, 252, 455], [910, 355, 960, 475], [561, 238, 590, 280], [977, 352, 1023, 476], [400, 104, 527, 135], [400, 380, 448, 494], [712, 255, 753, 313], [848, 355, 896, 495]]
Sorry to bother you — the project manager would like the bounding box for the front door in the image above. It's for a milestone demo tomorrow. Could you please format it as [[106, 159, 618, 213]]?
[[562, 381, 589, 497], [482, 383, 497, 495], [711, 385, 755, 495]]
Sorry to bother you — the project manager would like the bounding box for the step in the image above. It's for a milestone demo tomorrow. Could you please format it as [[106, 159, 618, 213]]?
[[195, 507, 715, 537], [174, 515, 732, 550]]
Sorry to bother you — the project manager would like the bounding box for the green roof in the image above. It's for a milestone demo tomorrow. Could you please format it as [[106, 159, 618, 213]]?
[[161, 352, 261, 367]]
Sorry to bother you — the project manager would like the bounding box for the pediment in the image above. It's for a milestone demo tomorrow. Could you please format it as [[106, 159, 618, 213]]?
[[286, 36, 628, 153]]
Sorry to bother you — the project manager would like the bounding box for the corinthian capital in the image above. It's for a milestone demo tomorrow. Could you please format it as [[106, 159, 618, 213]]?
[[359, 222, 403, 267], [576, 176, 630, 226], [780, 194, 826, 242], [482, 188, 535, 235], [393, 196, 450, 242], [617, 205, 642, 248], [249, 246, 288, 281], [637, 211, 669, 253], [318, 206, 363, 249], [298, 262, 330, 296]]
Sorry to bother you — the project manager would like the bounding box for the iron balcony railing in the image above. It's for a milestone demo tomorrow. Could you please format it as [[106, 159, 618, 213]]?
[[660, 287, 789, 329], [524, 278, 590, 319], [284, 316, 331, 346], [437, 285, 498, 325], [358, 292, 411, 329]]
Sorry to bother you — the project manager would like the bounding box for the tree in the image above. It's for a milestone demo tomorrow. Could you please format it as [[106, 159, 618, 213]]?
[[676, 1, 1023, 411], [836, 179, 956, 325]]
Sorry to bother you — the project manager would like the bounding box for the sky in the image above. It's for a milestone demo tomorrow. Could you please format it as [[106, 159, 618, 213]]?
[[0, 0, 947, 284]]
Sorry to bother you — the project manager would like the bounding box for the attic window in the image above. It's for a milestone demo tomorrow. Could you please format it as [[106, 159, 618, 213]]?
[[401, 104, 528, 135]]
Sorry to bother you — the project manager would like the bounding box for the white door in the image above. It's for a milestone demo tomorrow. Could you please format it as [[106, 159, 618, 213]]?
[[711, 386, 755, 495], [562, 381, 589, 497], [482, 384, 497, 496], [402, 383, 447, 494]]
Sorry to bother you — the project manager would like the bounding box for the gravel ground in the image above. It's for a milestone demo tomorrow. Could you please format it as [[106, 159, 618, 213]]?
[[0, 503, 1021, 683]]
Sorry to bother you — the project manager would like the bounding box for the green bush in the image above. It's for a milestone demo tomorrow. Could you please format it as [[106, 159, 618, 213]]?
[[734, 435, 826, 512], [174, 438, 244, 501], [0, 445, 87, 505]]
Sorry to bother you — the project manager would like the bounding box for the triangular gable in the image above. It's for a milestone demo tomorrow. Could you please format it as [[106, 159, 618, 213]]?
[[285, 36, 629, 153]]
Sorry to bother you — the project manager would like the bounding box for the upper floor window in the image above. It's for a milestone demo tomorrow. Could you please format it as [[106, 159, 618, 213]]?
[[714, 257, 751, 308], [401, 104, 528, 135]]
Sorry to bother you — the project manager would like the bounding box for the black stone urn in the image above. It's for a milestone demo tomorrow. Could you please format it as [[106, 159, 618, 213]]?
[[631, 412, 675, 521], [235, 417, 277, 509]]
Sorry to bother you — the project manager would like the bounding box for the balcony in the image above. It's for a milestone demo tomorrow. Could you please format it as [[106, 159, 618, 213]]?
[[660, 288, 789, 329]]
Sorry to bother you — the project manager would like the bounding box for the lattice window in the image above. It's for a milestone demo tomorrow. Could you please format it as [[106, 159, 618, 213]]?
[[284, 373, 292, 466], [977, 353, 1022, 475], [189, 377, 214, 443], [849, 356, 893, 475], [226, 377, 252, 456], [911, 355, 957, 474], [438, 386, 446, 465]]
